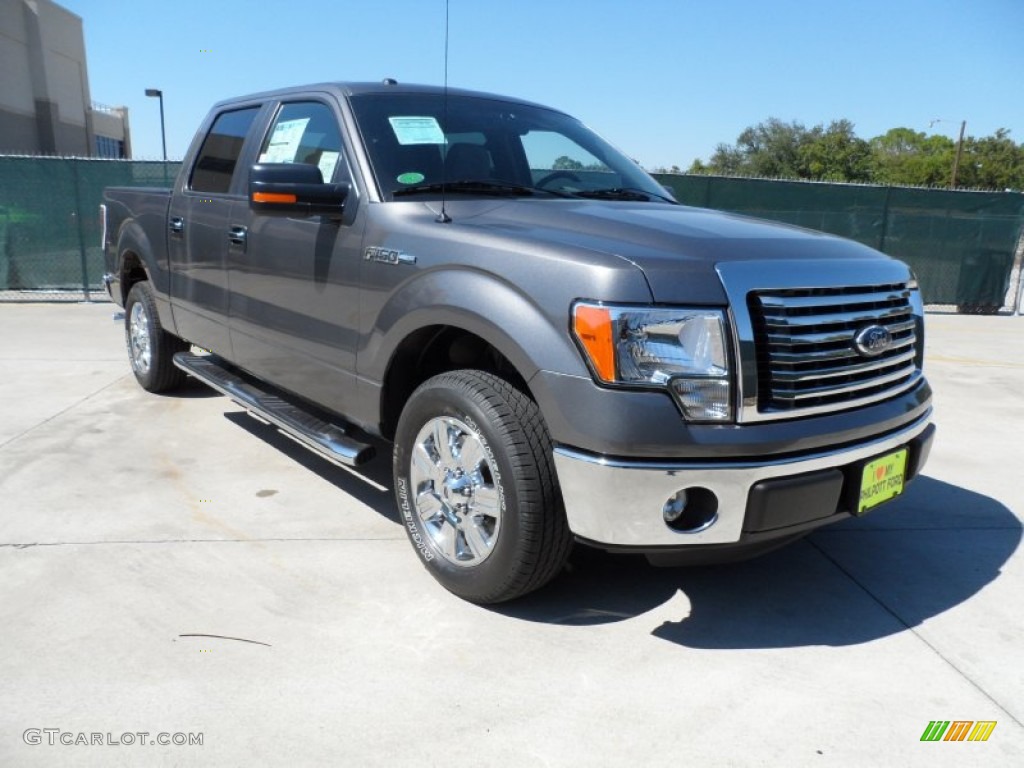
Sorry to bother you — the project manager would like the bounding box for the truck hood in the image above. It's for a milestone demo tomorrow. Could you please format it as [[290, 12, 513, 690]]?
[[436, 199, 892, 304]]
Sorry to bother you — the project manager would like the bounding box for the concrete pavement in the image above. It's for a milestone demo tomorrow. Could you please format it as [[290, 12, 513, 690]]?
[[0, 304, 1021, 766]]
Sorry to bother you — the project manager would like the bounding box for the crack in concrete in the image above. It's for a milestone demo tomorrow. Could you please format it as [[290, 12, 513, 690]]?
[[178, 633, 271, 647], [0, 374, 127, 451]]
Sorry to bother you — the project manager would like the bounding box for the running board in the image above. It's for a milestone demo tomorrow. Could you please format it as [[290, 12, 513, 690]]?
[[172, 353, 375, 467]]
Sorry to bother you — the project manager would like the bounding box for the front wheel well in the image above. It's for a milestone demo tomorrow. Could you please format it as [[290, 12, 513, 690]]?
[[380, 326, 531, 440]]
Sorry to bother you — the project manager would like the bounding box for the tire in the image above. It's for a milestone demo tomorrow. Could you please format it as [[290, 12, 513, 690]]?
[[393, 370, 572, 603], [124, 281, 188, 393]]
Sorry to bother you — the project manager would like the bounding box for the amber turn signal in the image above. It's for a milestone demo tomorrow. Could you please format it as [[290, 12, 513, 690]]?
[[573, 304, 615, 381], [251, 191, 298, 204]]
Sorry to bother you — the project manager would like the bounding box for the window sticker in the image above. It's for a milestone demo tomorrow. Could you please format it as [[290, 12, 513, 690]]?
[[260, 117, 310, 163], [397, 172, 425, 184], [389, 116, 445, 146]]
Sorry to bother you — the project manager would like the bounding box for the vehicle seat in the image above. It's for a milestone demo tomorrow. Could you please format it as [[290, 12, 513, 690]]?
[[445, 143, 492, 181]]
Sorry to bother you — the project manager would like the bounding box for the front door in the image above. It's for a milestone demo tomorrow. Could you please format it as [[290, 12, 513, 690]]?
[[228, 99, 365, 416]]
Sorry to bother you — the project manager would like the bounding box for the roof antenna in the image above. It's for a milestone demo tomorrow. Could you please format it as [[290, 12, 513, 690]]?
[[435, 0, 452, 223]]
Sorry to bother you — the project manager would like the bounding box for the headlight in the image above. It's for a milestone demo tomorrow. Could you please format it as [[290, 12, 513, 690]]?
[[572, 302, 733, 422]]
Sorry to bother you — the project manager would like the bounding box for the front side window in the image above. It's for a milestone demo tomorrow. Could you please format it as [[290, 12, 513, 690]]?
[[190, 107, 260, 194], [258, 101, 345, 183], [349, 93, 668, 202]]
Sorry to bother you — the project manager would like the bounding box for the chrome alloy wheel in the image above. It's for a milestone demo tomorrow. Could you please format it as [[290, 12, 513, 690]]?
[[128, 300, 152, 375], [409, 416, 502, 567]]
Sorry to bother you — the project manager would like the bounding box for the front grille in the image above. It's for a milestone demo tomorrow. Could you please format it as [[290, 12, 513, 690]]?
[[748, 282, 920, 412]]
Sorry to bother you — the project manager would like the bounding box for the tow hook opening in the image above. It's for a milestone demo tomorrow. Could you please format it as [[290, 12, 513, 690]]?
[[663, 487, 719, 533]]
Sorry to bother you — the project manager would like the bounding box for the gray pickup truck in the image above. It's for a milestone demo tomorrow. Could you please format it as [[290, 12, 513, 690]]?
[[102, 81, 935, 603]]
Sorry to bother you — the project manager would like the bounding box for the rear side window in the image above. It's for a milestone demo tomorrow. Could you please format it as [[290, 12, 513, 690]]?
[[190, 107, 260, 194]]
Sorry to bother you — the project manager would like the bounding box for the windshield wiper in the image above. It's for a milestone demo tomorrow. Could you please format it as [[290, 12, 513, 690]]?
[[571, 187, 678, 203], [393, 179, 567, 198]]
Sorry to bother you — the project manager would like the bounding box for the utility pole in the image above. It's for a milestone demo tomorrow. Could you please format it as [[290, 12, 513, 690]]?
[[950, 120, 966, 189]]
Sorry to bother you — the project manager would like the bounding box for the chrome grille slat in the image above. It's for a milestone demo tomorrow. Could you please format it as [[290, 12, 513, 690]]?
[[766, 318, 916, 346], [770, 334, 916, 363], [761, 305, 912, 329], [771, 349, 917, 383], [757, 290, 909, 309], [773, 363, 918, 401], [750, 282, 922, 412]]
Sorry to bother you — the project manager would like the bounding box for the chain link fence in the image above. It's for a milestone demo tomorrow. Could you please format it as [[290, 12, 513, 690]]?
[[654, 173, 1024, 314], [0, 157, 180, 301], [1, 158, 1022, 313]]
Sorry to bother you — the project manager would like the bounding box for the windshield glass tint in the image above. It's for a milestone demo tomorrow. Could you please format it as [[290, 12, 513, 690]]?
[[349, 93, 666, 200]]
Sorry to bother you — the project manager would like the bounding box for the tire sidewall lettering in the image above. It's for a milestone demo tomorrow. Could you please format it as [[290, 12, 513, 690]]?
[[461, 413, 506, 518], [395, 475, 435, 562]]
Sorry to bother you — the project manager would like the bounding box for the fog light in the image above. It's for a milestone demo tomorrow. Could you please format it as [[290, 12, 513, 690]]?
[[663, 487, 719, 533], [663, 490, 689, 523]]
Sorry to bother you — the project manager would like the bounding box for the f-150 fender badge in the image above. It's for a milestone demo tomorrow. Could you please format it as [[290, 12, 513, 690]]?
[[364, 246, 416, 265]]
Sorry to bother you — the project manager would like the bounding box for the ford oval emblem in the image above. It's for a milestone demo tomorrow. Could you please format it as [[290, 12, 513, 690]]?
[[854, 325, 893, 357]]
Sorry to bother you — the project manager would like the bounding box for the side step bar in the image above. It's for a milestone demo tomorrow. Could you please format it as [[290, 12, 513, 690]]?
[[172, 353, 375, 467]]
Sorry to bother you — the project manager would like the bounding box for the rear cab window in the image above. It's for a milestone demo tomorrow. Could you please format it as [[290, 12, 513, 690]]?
[[189, 107, 261, 194]]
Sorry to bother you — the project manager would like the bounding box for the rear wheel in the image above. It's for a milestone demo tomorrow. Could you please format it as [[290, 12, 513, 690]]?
[[393, 370, 572, 603], [124, 281, 188, 392]]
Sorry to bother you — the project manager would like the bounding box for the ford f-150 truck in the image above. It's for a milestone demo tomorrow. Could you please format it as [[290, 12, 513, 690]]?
[[102, 81, 935, 603]]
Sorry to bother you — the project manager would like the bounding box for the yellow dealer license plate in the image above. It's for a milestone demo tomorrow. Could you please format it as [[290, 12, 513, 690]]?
[[858, 448, 908, 514]]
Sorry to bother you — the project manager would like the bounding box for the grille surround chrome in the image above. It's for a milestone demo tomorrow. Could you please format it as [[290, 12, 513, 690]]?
[[717, 259, 925, 423]]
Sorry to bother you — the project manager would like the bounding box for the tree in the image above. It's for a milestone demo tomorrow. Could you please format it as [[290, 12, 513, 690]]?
[[954, 129, 1024, 190], [869, 128, 954, 186], [686, 121, 1024, 189], [800, 120, 871, 182], [692, 118, 819, 178], [552, 155, 584, 170]]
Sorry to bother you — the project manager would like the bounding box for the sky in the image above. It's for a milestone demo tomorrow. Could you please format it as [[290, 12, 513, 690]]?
[[59, 0, 1024, 168]]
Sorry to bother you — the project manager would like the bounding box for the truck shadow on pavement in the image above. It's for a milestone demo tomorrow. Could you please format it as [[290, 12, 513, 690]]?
[[223, 411, 399, 523], [208, 416, 1021, 649], [497, 477, 1021, 649]]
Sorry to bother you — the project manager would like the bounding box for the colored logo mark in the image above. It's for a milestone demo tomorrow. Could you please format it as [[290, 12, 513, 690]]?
[[920, 720, 996, 742]]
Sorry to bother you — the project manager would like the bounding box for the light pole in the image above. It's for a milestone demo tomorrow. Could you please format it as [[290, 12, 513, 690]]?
[[145, 88, 167, 182]]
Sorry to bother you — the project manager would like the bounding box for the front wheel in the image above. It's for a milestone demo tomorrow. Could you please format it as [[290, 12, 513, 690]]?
[[393, 370, 572, 603]]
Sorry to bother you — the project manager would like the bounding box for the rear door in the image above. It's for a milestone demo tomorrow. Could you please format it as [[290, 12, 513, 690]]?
[[168, 105, 262, 354], [228, 97, 366, 415]]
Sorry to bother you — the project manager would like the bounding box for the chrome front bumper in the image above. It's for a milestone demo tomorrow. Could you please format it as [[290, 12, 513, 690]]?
[[552, 412, 933, 548]]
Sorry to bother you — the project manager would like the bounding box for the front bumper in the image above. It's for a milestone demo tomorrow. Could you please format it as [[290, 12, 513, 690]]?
[[552, 411, 934, 549]]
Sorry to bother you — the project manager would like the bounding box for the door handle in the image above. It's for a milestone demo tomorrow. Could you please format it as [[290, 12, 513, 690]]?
[[228, 226, 247, 247], [169, 217, 184, 234]]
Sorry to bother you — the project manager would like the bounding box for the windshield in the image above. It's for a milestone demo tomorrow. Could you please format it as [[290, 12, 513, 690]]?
[[349, 92, 671, 202]]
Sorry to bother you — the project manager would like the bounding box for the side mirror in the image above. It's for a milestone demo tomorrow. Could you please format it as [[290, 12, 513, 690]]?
[[249, 163, 348, 216]]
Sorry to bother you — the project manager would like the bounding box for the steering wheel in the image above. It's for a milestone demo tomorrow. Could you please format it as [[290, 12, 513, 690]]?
[[535, 170, 582, 188]]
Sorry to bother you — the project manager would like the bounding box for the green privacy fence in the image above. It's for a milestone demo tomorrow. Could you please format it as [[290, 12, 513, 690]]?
[[653, 173, 1024, 312], [1, 158, 1022, 311], [0, 157, 180, 300]]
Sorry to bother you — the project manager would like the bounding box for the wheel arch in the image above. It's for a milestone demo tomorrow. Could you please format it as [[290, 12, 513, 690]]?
[[115, 219, 176, 333], [369, 269, 587, 440], [380, 324, 533, 441]]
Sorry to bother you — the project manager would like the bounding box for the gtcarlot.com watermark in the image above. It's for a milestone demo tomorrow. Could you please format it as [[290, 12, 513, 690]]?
[[23, 729, 203, 747]]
